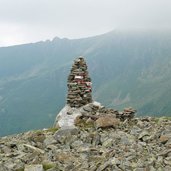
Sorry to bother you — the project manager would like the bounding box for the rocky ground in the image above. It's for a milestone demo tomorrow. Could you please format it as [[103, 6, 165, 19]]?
[[1, 114, 171, 171]]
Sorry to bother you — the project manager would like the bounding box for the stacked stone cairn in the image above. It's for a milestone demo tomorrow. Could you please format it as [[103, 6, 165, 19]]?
[[66, 56, 136, 121], [67, 57, 92, 108], [116, 107, 136, 121]]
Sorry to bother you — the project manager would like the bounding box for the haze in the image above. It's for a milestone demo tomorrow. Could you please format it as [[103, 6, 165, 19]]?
[[0, 0, 171, 46]]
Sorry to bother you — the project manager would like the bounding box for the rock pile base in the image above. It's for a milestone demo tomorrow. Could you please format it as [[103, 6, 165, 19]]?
[[116, 107, 137, 121], [76, 103, 137, 122]]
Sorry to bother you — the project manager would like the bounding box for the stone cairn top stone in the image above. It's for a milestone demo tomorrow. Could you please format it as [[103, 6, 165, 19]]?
[[67, 57, 92, 108]]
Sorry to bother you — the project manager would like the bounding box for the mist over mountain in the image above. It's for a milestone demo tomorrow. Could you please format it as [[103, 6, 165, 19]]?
[[0, 30, 171, 136]]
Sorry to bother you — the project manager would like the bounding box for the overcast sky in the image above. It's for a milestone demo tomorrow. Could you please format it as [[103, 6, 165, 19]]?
[[0, 0, 171, 46]]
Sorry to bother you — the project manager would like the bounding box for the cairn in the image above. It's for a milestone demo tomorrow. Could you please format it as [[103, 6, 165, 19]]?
[[67, 57, 93, 108], [116, 107, 136, 121], [55, 57, 137, 129]]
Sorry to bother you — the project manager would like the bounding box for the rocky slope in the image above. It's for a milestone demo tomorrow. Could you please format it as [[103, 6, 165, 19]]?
[[1, 105, 171, 171]]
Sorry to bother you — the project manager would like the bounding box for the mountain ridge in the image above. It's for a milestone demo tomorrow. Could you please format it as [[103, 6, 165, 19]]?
[[0, 30, 171, 136]]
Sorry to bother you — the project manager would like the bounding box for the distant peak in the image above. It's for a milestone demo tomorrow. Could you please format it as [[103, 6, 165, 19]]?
[[52, 36, 61, 42], [52, 37, 70, 43]]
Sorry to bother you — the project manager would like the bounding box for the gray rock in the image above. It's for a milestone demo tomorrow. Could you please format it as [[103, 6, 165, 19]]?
[[120, 136, 133, 145], [83, 105, 93, 112], [95, 115, 120, 128], [96, 161, 111, 171], [102, 138, 113, 147], [44, 135, 57, 146], [110, 157, 121, 165], [158, 149, 171, 157], [164, 156, 171, 166], [24, 164, 44, 171], [54, 105, 81, 128], [130, 126, 142, 135], [134, 168, 145, 171], [164, 166, 171, 171], [149, 166, 156, 171], [138, 130, 150, 140], [71, 140, 83, 148], [0, 164, 10, 171], [54, 127, 79, 144]]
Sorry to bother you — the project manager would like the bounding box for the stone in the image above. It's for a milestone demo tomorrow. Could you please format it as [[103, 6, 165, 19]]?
[[54, 105, 81, 128], [71, 140, 83, 148], [158, 149, 171, 157], [116, 107, 136, 121], [160, 135, 169, 143], [96, 161, 111, 171], [138, 130, 150, 140], [43, 136, 57, 146], [83, 105, 93, 112], [120, 136, 134, 145], [95, 115, 120, 128], [166, 139, 171, 148], [164, 166, 171, 171], [86, 118, 94, 124], [0, 164, 10, 171], [24, 164, 44, 171], [164, 156, 171, 166], [102, 138, 113, 147], [23, 144, 44, 154], [134, 168, 145, 171], [54, 127, 79, 143]]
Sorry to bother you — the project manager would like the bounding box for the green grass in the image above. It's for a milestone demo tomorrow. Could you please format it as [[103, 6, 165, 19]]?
[[43, 162, 56, 170]]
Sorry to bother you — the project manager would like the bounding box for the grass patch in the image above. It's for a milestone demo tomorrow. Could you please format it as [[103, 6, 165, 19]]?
[[45, 127, 59, 133], [16, 168, 24, 171], [43, 163, 56, 170], [154, 116, 171, 124], [75, 118, 95, 129]]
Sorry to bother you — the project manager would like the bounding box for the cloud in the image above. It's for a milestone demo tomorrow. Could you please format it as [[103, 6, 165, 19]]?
[[0, 0, 171, 46]]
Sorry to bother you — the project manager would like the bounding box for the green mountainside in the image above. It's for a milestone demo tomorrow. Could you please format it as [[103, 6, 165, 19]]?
[[0, 30, 171, 136]]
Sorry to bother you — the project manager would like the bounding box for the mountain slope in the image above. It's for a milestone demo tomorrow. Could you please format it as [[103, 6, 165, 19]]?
[[0, 30, 171, 136], [1, 116, 171, 170]]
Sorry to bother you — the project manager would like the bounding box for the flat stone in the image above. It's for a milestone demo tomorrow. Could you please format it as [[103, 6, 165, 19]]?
[[160, 135, 169, 143], [134, 168, 145, 171], [158, 149, 171, 157], [102, 138, 113, 147], [43, 136, 57, 146], [95, 115, 120, 128], [24, 164, 44, 171], [164, 166, 171, 171], [0, 164, 10, 171], [130, 126, 142, 135], [54, 127, 79, 143], [83, 106, 92, 112], [138, 130, 150, 140]]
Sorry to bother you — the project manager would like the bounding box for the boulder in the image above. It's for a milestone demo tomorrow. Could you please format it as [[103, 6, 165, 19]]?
[[0, 164, 10, 171], [24, 164, 44, 171], [54, 105, 81, 128], [160, 135, 169, 143], [54, 127, 79, 144], [95, 115, 120, 128]]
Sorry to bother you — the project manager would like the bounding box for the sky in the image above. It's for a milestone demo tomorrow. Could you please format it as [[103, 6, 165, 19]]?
[[0, 0, 171, 47]]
